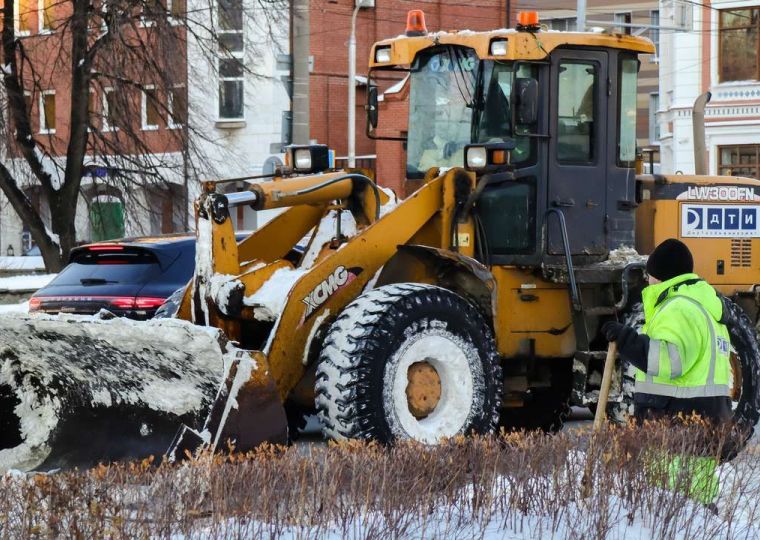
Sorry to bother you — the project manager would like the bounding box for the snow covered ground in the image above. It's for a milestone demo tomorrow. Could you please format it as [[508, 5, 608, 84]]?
[[0, 256, 44, 271], [0, 273, 55, 292], [0, 301, 29, 313]]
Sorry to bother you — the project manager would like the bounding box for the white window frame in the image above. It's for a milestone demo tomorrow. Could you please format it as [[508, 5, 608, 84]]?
[[39, 90, 56, 134], [217, 0, 245, 122], [649, 93, 660, 145], [650, 10, 660, 61], [167, 0, 184, 25], [38, 0, 52, 33], [87, 88, 96, 132], [547, 17, 575, 32], [614, 12, 632, 35], [14, 0, 32, 36], [167, 85, 185, 129], [141, 85, 160, 131], [102, 87, 119, 132]]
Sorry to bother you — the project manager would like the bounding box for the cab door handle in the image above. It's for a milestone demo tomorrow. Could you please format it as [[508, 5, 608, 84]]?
[[552, 198, 575, 208]]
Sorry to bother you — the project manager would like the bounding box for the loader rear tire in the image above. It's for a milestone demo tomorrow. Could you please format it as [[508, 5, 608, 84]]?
[[315, 283, 502, 444]]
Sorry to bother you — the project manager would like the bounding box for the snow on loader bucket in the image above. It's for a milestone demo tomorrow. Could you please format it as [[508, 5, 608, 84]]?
[[0, 168, 388, 472], [0, 314, 287, 472]]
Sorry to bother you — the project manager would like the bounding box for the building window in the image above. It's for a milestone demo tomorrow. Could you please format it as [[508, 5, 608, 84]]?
[[168, 86, 187, 128], [218, 0, 244, 120], [720, 8, 760, 82], [142, 86, 160, 130], [88, 89, 98, 130], [548, 18, 575, 32], [103, 87, 120, 131], [649, 93, 660, 145], [40, 91, 55, 133], [15, 0, 35, 35], [169, 0, 185, 21], [23, 91, 32, 118], [38, 0, 53, 32], [719, 145, 760, 178], [614, 12, 632, 35], [650, 10, 660, 58]]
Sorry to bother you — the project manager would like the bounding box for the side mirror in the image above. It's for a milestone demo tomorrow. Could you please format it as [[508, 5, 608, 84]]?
[[515, 78, 538, 126], [367, 86, 379, 129]]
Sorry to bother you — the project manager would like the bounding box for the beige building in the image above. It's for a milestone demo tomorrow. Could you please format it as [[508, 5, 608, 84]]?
[[525, 1, 662, 168]]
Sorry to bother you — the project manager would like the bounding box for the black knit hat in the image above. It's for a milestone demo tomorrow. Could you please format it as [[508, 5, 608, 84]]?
[[646, 239, 694, 281]]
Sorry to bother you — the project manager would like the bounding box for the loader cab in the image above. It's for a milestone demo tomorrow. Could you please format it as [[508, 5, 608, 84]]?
[[368, 28, 652, 268]]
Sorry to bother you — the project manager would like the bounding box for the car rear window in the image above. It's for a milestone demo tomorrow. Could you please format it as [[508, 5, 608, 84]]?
[[54, 247, 163, 286]]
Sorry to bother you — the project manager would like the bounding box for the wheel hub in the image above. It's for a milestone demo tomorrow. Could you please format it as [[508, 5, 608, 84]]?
[[406, 361, 442, 419]]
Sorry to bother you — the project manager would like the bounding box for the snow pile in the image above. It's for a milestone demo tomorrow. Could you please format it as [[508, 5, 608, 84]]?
[[0, 302, 28, 313], [208, 273, 242, 313], [0, 315, 229, 472], [301, 211, 358, 269], [0, 274, 56, 292], [0, 256, 45, 271], [243, 267, 306, 321], [604, 246, 647, 266], [193, 217, 214, 324]]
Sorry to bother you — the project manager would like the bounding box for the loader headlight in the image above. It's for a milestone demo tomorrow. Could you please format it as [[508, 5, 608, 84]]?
[[285, 144, 332, 174], [466, 146, 488, 169], [464, 141, 517, 173], [294, 148, 313, 170], [489, 39, 508, 56], [375, 45, 392, 64]]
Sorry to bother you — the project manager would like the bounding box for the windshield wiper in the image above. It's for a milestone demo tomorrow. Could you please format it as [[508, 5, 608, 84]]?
[[80, 278, 117, 286]]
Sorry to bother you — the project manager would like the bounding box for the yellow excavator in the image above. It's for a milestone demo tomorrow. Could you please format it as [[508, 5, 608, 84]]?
[[2, 11, 759, 471]]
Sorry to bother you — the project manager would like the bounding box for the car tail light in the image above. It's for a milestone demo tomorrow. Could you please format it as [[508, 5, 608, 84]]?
[[134, 297, 166, 309], [88, 245, 124, 251], [109, 297, 136, 309], [28, 297, 41, 311], [108, 297, 165, 309]]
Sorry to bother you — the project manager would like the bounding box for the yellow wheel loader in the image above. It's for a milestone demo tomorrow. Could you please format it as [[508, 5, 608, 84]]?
[[2, 13, 760, 471]]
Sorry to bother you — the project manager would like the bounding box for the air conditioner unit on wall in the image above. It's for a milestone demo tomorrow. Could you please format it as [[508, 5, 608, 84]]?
[[356, 0, 374, 7]]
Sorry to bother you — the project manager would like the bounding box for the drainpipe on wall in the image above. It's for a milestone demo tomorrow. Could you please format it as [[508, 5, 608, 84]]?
[[291, 0, 310, 145], [693, 91, 711, 176]]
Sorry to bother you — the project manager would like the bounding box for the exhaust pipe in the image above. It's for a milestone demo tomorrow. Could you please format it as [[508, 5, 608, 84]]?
[[693, 92, 712, 176]]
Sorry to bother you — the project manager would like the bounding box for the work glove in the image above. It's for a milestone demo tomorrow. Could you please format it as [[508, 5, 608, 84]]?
[[600, 322, 651, 373], [601, 321, 624, 342]]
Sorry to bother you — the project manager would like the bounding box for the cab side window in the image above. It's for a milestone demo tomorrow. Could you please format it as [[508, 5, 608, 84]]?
[[557, 62, 597, 163]]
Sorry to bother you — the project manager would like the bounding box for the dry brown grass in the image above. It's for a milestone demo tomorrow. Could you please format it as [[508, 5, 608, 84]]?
[[1, 422, 759, 539]]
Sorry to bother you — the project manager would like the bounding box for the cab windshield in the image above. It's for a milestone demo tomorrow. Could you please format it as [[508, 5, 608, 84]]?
[[406, 47, 535, 178]]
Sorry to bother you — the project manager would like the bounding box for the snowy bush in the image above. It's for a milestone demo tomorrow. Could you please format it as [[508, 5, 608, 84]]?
[[0, 422, 758, 539]]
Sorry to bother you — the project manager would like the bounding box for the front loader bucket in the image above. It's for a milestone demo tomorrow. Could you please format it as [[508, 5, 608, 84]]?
[[0, 314, 286, 472]]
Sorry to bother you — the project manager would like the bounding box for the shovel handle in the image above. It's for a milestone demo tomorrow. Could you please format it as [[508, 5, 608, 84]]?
[[593, 342, 618, 432]]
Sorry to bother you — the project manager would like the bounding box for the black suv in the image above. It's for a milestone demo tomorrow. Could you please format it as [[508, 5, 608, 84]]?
[[29, 234, 197, 320]]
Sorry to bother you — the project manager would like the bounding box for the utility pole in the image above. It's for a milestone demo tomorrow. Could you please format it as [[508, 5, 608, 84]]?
[[577, 0, 586, 31], [348, 1, 374, 168], [348, 3, 360, 168]]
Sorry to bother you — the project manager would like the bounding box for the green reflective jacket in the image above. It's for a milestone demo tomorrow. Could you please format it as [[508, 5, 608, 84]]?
[[637, 273, 731, 399]]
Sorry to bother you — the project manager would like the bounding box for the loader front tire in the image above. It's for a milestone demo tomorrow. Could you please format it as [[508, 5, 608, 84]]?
[[315, 283, 502, 444]]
